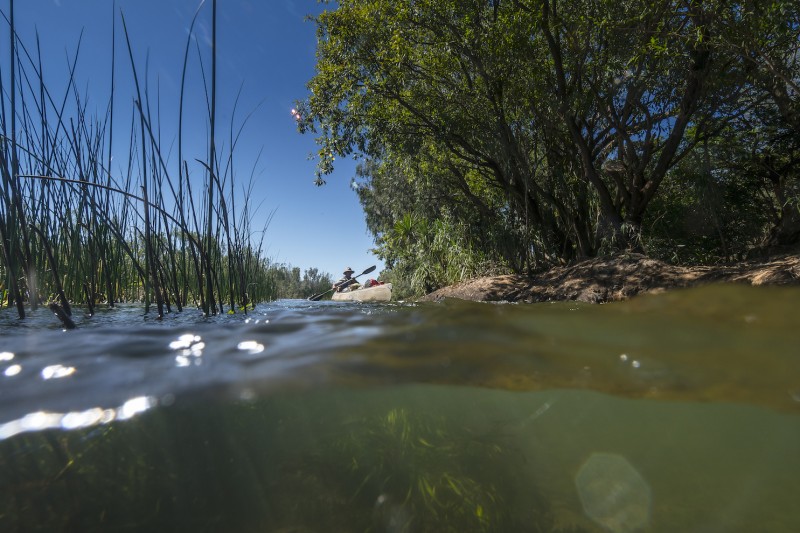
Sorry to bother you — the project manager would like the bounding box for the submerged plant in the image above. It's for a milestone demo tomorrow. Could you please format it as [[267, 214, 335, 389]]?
[[259, 406, 512, 531], [329, 407, 508, 532]]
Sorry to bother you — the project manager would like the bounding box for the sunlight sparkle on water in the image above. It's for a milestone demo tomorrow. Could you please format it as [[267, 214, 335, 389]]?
[[117, 396, 156, 420], [169, 334, 202, 350], [41, 364, 76, 380], [237, 340, 265, 354], [169, 334, 205, 367], [0, 396, 157, 440], [60, 408, 109, 430], [2, 352, 19, 376], [4, 364, 21, 377]]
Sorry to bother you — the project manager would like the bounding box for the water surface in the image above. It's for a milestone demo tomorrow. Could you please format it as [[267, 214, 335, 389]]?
[[1, 284, 798, 532]]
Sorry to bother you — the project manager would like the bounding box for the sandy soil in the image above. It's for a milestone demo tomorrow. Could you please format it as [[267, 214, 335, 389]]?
[[418, 253, 800, 303]]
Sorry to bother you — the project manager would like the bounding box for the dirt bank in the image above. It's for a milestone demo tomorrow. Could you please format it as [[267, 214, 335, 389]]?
[[418, 253, 800, 303]]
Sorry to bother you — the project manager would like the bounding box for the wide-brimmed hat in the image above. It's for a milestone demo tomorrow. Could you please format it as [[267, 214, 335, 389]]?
[[343, 267, 354, 274]]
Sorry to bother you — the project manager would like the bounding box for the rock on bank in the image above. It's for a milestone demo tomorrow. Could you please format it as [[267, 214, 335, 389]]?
[[418, 254, 800, 304]]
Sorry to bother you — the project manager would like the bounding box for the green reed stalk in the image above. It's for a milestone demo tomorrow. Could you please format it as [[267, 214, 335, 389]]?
[[120, 12, 163, 317], [177, 2, 205, 310], [34, 219, 69, 317], [185, 161, 207, 308], [8, 19, 86, 310], [3, 0, 26, 317], [103, 1, 116, 305], [1, 1, 282, 316], [199, 0, 219, 316]]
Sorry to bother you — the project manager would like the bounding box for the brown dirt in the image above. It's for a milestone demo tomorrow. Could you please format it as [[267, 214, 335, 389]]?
[[418, 253, 800, 303]]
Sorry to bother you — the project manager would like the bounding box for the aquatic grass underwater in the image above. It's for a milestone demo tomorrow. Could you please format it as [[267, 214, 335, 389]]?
[[0, 0, 276, 324], [1, 289, 799, 531], [0, 388, 571, 532]]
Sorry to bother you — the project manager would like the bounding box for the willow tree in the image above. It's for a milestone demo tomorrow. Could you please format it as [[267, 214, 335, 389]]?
[[517, 0, 733, 252], [713, 0, 800, 248], [298, 0, 793, 276], [298, 0, 581, 270]]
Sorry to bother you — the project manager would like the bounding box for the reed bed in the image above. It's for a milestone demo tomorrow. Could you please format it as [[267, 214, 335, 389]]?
[[0, 0, 279, 321]]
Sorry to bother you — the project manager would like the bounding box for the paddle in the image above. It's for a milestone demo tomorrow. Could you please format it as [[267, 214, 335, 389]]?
[[307, 265, 377, 301]]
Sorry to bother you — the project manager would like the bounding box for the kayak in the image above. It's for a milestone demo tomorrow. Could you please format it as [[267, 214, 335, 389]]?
[[331, 283, 392, 302]]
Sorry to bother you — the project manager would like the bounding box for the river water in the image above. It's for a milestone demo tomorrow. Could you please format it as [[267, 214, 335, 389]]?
[[1, 284, 798, 532]]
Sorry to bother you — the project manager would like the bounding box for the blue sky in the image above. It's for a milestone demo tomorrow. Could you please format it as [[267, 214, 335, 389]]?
[[8, 0, 383, 280]]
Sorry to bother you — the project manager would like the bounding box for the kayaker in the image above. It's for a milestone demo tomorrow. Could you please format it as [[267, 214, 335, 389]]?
[[333, 267, 360, 292]]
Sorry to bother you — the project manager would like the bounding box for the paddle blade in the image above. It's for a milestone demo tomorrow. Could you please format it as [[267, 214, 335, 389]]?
[[359, 265, 377, 276], [307, 288, 333, 301]]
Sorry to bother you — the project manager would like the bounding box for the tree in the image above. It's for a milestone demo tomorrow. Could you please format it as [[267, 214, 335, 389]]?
[[298, 0, 799, 292], [712, 0, 800, 247]]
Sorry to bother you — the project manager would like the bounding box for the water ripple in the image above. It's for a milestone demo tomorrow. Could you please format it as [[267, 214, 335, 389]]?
[[1, 285, 799, 440]]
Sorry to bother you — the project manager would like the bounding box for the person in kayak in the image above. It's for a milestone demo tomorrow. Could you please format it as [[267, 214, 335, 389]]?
[[333, 267, 360, 292]]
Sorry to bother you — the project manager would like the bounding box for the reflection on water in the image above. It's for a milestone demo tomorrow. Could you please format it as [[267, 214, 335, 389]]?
[[0, 285, 798, 531], [0, 395, 157, 440]]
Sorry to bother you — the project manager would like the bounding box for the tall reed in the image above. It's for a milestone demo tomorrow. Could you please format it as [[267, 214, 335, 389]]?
[[1, 0, 277, 321]]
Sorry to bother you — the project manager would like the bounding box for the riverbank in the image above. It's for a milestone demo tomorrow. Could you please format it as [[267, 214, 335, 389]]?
[[419, 253, 800, 303]]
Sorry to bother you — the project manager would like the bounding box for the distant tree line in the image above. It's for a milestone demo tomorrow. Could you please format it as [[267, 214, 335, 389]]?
[[296, 0, 799, 296], [268, 265, 334, 300]]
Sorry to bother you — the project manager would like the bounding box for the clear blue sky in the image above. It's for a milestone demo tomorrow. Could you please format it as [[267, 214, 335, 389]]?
[[8, 0, 383, 280]]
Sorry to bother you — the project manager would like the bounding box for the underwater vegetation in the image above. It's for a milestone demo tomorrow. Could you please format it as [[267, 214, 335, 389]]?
[[0, 402, 587, 532], [336, 407, 506, 532], [268, 407, 586, 532]]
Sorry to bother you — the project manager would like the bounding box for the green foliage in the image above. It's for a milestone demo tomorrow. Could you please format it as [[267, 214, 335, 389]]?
[[299, 0, 800, 292], [644, 150, 770, 263], [268, 264, 334, 300], [354, 153, 514, 298], [379, 213, 506, 298]]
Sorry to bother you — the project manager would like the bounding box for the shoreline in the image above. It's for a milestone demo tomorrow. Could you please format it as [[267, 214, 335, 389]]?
[[418, 253, 800, 303]]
